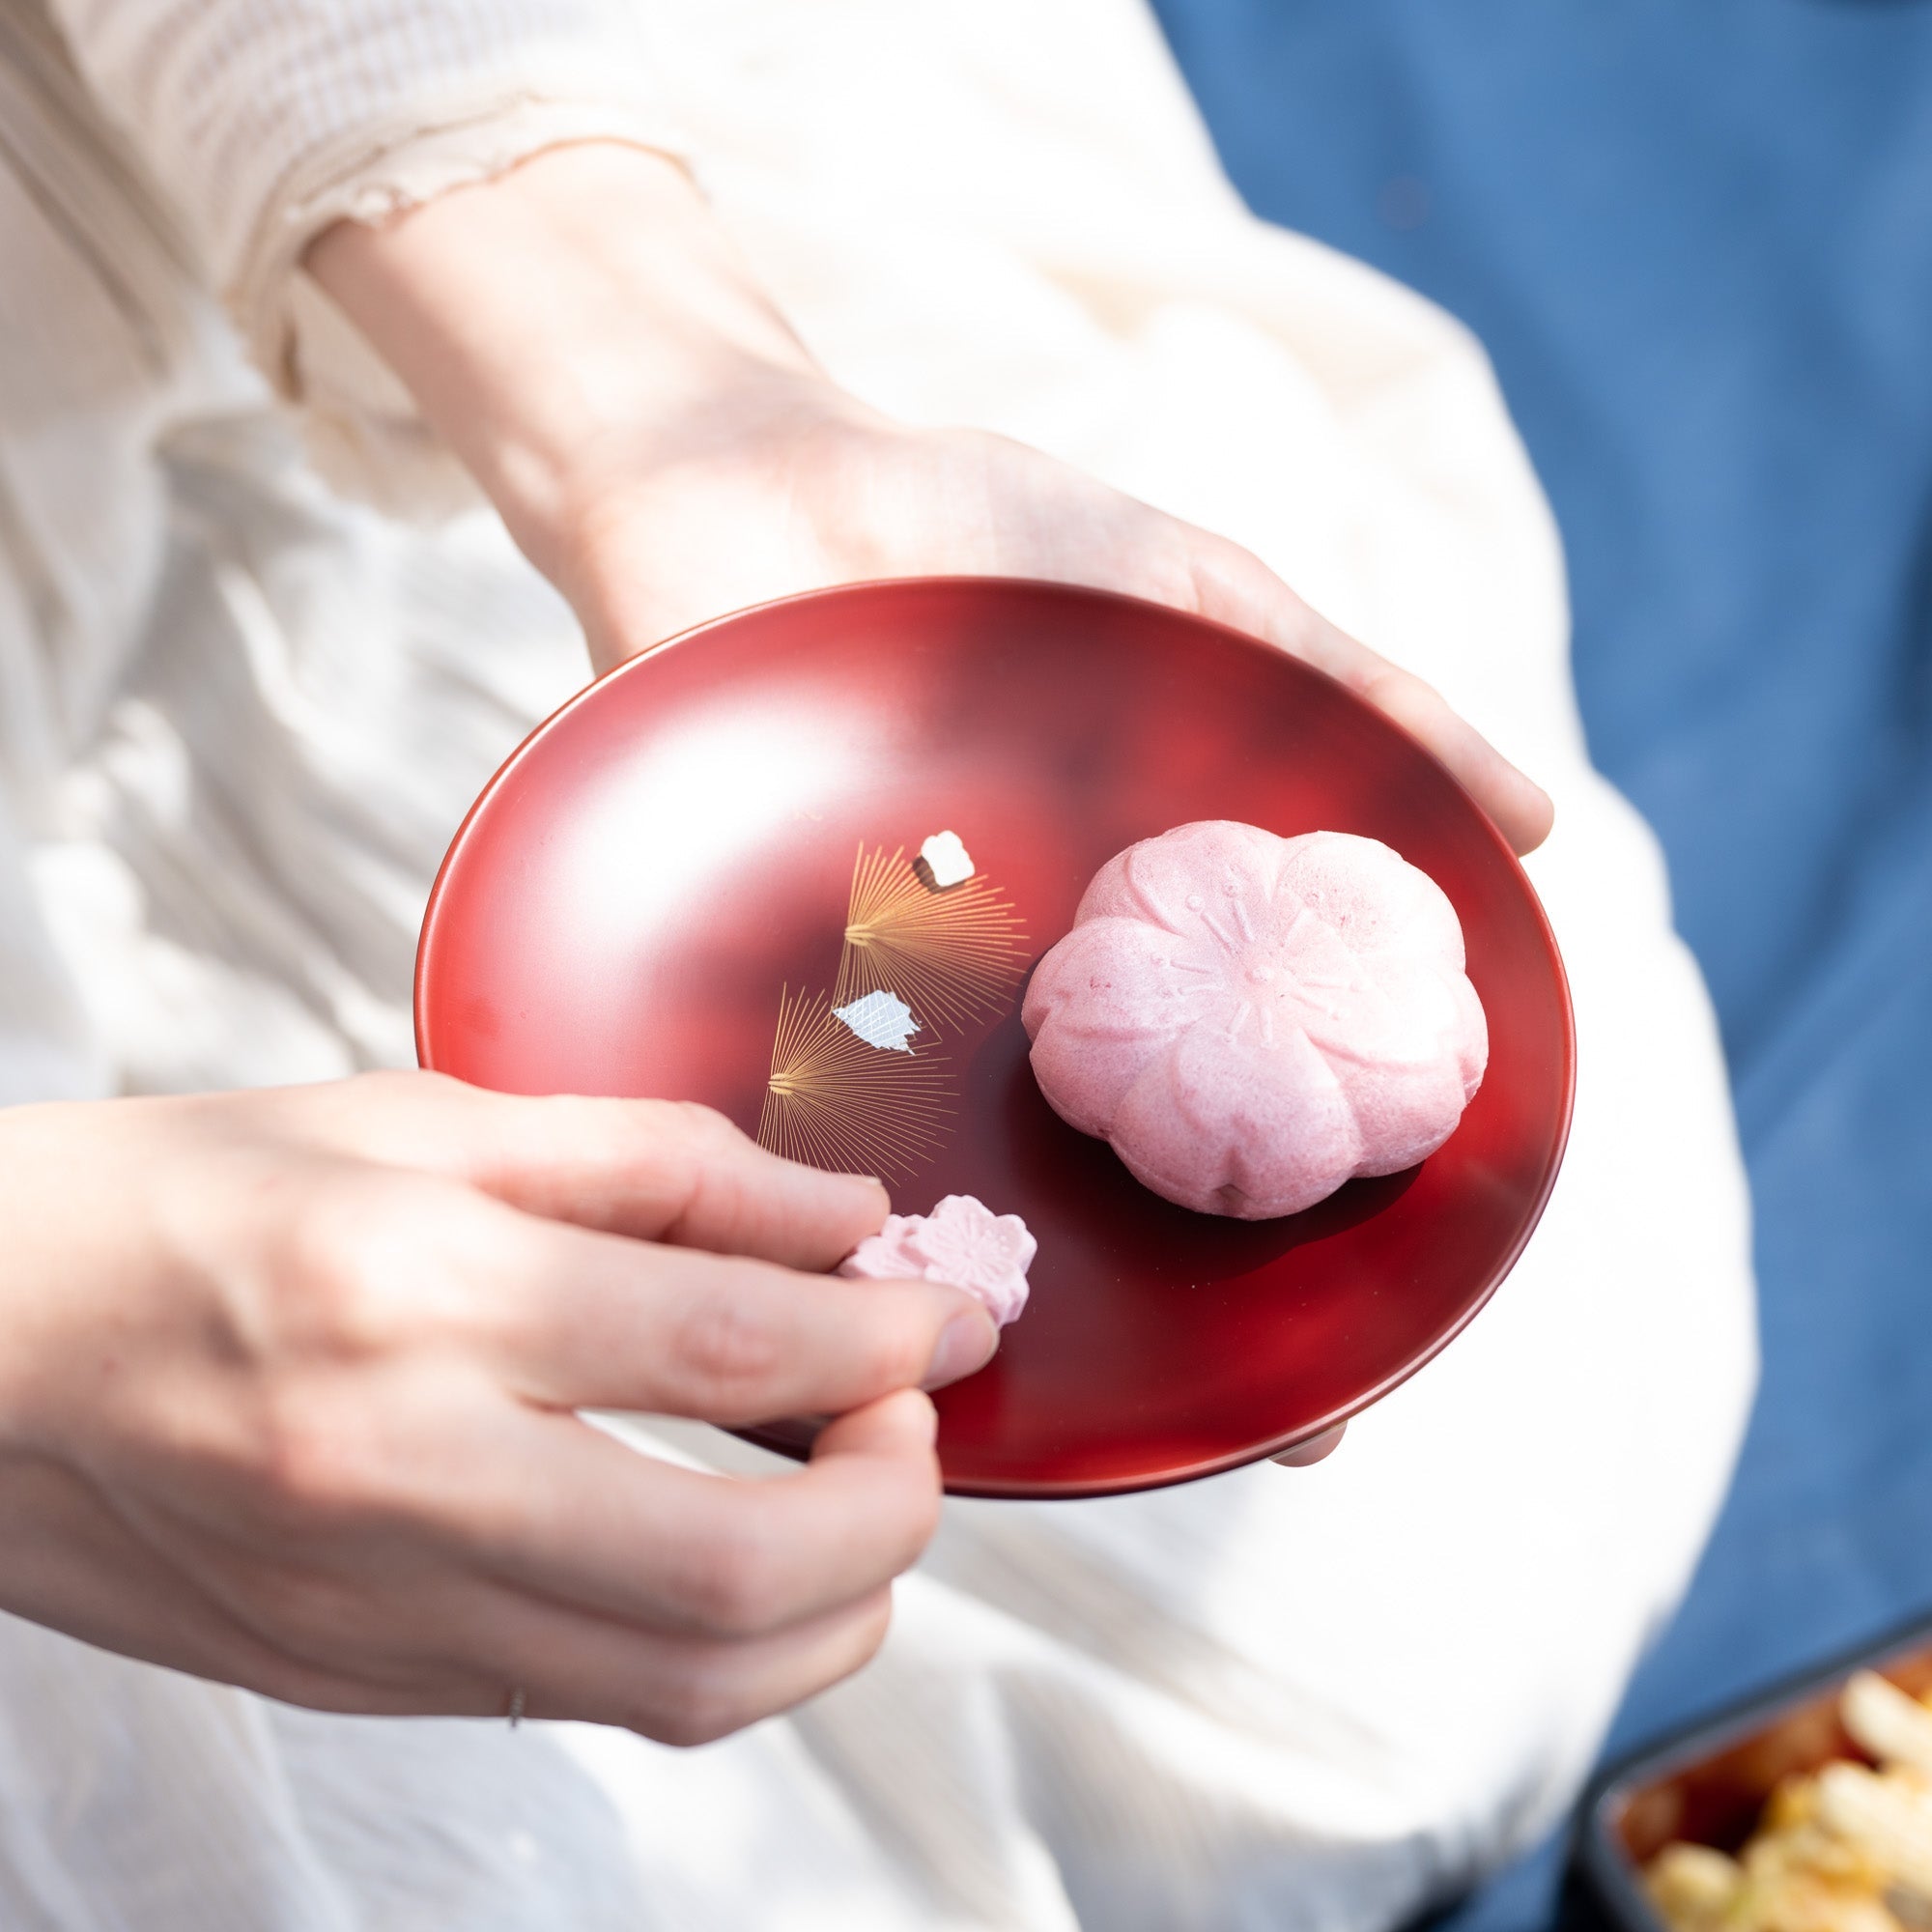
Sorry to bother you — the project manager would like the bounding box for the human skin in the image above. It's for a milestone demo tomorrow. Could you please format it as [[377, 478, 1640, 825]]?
[[0, 1076, 995, 1739], [0, 136, 1524, 1745], [313, 142, 1502, 1468], [306, 144, 1553, 856]]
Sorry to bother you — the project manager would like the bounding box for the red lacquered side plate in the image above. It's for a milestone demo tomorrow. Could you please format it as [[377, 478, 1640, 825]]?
[[415, 579, 1575, 1497]]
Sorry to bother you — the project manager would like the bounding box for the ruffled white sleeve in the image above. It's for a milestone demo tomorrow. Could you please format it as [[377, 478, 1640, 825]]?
[[43, 0, 686, 510]]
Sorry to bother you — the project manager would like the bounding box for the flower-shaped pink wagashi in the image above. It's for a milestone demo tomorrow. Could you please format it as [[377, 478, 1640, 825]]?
[[1022, 822, 1488, 1219], [838, 1194, 1037, 1325]]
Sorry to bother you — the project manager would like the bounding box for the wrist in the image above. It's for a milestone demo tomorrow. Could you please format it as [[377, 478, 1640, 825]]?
[[306, 142, 859, 595]]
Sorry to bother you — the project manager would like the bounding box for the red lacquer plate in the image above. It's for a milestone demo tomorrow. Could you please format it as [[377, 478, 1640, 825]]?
[[416, 579, 1574, 1498]]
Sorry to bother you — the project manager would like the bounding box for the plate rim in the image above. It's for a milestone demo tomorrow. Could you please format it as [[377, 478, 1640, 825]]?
[[415, 576, 1577, 1497]]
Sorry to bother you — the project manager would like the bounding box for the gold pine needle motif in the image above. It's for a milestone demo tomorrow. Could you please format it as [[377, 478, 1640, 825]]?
[[756, 984, 953, 1181], [833, 845, 1028, 1037]]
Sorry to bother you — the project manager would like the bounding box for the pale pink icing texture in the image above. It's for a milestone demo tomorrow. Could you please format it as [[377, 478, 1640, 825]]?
[[837, 1194, 1036, 1325], [1022, 822, 1488, 1219]]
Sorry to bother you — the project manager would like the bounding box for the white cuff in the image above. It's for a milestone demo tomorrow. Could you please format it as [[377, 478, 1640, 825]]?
[[246, 105, 686, 519]]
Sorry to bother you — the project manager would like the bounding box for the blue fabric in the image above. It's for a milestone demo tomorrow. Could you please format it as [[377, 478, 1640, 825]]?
[[1146, 5, 1932, 1927]]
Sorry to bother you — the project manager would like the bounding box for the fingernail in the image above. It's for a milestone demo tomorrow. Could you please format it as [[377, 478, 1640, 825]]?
[[923, 1309, 999, 1390]]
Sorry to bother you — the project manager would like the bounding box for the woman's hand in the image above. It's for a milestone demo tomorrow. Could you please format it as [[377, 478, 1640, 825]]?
[[310, 144, 1553, 855], [0, 1073, 995, 1741]]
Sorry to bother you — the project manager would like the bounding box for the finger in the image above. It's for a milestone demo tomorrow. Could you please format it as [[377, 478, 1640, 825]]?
[[1182, 531, 1556, 855], [1271, 1423, 1347, 1467], [281, 1077, 892, 1270], [119, 1408, 917, 1734], [351, 1582, 895, 1741], [496, 1587, 895, 1743], [810, 1383, 941, 1463], [1341, 652, 1555, 857], [460, 1191, 998, 1415], [463, 1094, 894, 1267], [458, 1389, 943, 1640], [146, 1464, 901, 1741], [410, 1576, 895, 1743]]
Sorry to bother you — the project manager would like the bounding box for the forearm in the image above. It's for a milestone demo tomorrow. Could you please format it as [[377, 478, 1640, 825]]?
[[307, 142, 846, 610]]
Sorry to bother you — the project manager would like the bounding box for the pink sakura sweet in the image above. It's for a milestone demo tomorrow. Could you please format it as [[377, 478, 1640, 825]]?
[[838, 1194, 1037, 1326], [1022, 821, 1488, 1220]]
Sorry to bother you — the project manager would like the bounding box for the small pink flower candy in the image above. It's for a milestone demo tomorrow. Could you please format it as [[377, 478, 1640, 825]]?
[[838, 1194, 1037, 1326]]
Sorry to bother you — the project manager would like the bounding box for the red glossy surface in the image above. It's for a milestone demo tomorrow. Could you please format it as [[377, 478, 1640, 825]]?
[[416, 580, 1574, 1497]]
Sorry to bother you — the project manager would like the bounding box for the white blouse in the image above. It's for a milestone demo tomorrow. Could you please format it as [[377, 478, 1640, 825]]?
[[41, 0, 683, 508], [0, 5, 1758, 1930]]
